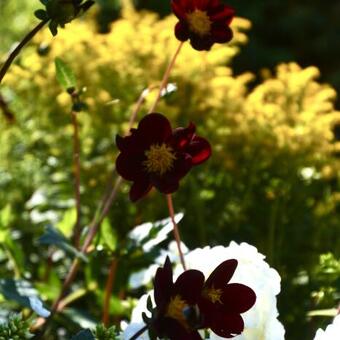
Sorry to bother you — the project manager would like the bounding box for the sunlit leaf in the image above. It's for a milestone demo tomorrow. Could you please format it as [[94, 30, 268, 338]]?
[[55, 57, 76, 90]]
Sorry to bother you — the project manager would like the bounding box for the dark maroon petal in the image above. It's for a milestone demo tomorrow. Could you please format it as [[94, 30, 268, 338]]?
[[208, 312, 244, 338], [205, 259, 238, 288], [221, 283, 256, 313], [189, 35, 214, 51], [185, 136, 211, 165], [171, 122, 196, 149], [159, 317, 202, 340], [194, 0, 210, 10], [115, 152, 145, 181], [115, 130, 141, 152], [173, 269, 205, 304], [154, 257, 174, 307], [171, 0, 187, 20], [169, 153, 193, 179], [129, 178, 152, 202], [151, 175, 180, 194], [137, 113, 172, 146], [175, 21, 190, 42], [208, 5, 235, 23], [211, 25, 233, 43]]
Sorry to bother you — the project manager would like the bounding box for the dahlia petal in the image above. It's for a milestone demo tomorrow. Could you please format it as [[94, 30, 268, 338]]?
[[173, 269, 205, 304], [154, 257, 174, 307], [211, 25, 233, 43], [171, 0, 187, 20], [185, 136, 211, 165], [137, 113, 172, 146], [168, 153, 193, 180], [152, 176, 180, 194], [190, 35, 214, 51], [205, 259, 237, 288], [129, 178, 152, 202], [115, 131, 141, 152], [175, 21, 190, 42], [115, 152, 145, 181], [160, 317, 202, 340], [209, 5, 235, 23], [221, 283, 256, 313], [209, 312, 244, 338], [171, 122, 196, 149]]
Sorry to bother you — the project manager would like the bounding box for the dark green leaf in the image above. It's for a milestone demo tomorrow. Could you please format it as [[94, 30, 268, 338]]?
[[38, 225, 88, 262], [55, 57, 77, 91], [34, 9, 49, 21], [71, 329, 95, 340]]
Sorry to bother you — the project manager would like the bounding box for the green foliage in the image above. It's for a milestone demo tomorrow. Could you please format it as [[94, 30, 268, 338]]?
[[93, 324, 118, 339], [0, 314, 33, 340], [55, 57, 77, 91], [0, 3, 339, 340]]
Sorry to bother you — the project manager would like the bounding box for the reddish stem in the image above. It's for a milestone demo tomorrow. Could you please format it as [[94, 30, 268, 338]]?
[[148, 42, 183, 113], [166, 194, 187, 270], [102, 257, 118, 325]]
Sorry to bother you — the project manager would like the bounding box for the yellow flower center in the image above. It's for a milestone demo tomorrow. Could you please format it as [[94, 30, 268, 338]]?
[[187, 10, 212, 36], [204, 286, 223, 304], [143, 143, 176, 176], [166, 295, 188, 327]]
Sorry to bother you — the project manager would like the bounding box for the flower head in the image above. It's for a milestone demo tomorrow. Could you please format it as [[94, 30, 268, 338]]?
[[151, 257, 205, 340], [199, 259, 256, 338], [116, 113, 211, 201], [171, 0, 235, 51]]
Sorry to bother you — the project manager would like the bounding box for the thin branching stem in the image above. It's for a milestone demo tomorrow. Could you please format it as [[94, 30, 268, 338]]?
[[129, 325, 149, 340], [102, 257, 118, 325], [0, 20, 48, 84], [148, 42, 183, 113], [166, 194, 187, 270]]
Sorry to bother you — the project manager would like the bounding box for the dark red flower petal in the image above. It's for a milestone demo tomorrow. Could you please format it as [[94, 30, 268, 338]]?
[[151, 176, 180, 194], [154, 257, 174, 307], [115, 130, 140, 152], [129, 178, 152, 202], [185, 136, 211, 165], [211, 25, 233, 43], [190, 35, 214, 51], [171, 123, 196, 149], [208, 312, 244, 338], [137, 113, 172, 146], [175, 21, 190, 42], [159, 317, 202, 340], [173, 269, 205, 304], [171, 0, 187, 20], [170, 153, 193, 179], [221, 283, 256, 313], [205, 259, 238, 288], [115, 152, 145, 181], [208, 4, 235, 23]]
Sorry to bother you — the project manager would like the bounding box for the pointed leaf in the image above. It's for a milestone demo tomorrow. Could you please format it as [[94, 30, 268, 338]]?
[[34, 9, 49, 21], [49, 20, 58, 36], [55, 57, 77, 91]]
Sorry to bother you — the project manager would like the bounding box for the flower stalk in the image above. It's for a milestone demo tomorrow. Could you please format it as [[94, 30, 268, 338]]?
[[0, 20, 48, 84]]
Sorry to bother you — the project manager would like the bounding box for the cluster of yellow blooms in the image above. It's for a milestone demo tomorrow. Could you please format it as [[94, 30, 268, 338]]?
[[2, 4, 340, 198]]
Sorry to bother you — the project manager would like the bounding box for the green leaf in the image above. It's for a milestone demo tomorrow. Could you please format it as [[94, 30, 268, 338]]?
[[55, 57, 77, 91], [57, 208, 76, 238], [100, 218, 117, 252], [38, 225, 88, 262], [34, 9, 49, 21], [0, 279, 50, 317], [71, 329, 95, 340]]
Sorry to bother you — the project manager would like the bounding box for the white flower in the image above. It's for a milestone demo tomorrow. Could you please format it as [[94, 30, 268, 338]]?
[[313, 315, 340, 340], [124, 241, 285, 340], [174, 242, 285, 340], [28, 296, 51, 318]]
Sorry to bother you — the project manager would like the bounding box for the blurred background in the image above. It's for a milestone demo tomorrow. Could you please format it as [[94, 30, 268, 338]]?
[[0, 0, 339, 339]]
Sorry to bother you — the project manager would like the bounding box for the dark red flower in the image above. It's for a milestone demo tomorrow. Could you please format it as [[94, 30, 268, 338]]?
[[152, 257, 205, 340], [116, 113, 211, 202], [171, 0, 235, 51], [198, 259, 256, 338]]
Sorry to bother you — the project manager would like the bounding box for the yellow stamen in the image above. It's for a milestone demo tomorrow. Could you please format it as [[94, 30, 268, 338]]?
[[204, 286, 223, 304], [166, 295, 188, 327], [143, 143, 176, 176], [187, 10, 211, 36]]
